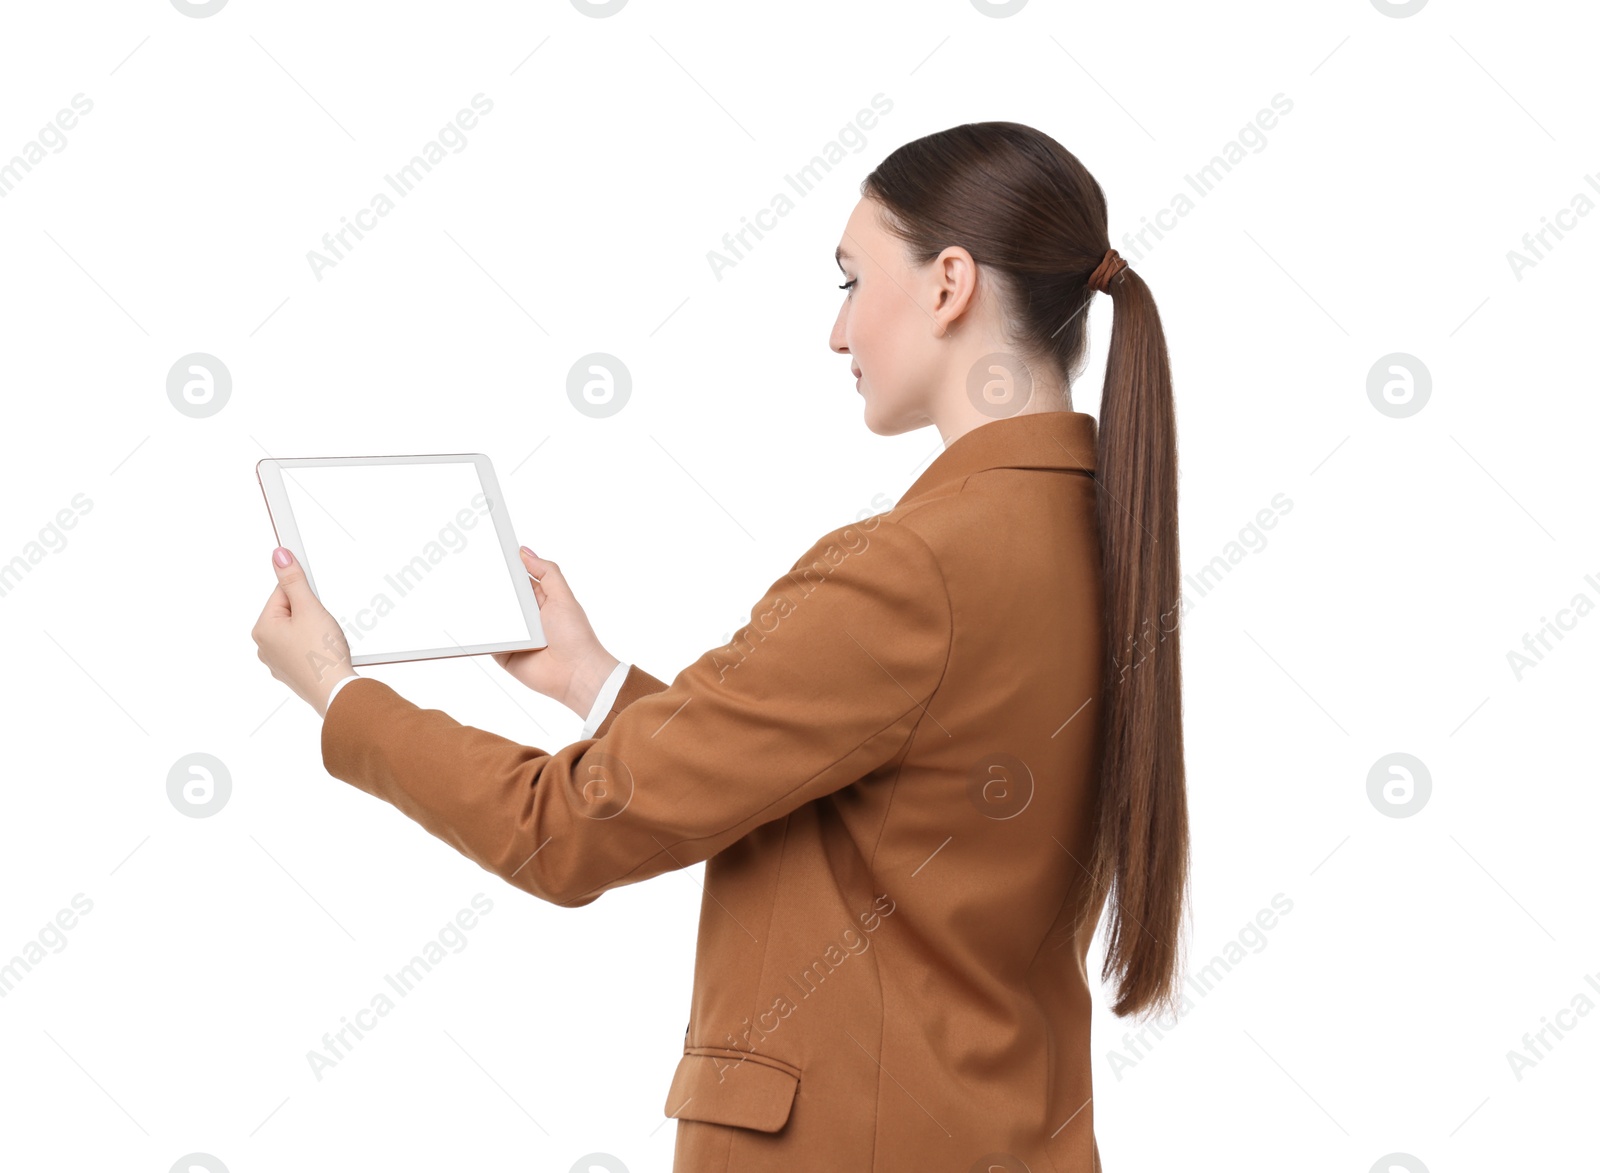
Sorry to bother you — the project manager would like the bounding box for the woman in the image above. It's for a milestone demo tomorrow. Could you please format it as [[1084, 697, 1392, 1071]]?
[[254, 120, 1189, 1173]]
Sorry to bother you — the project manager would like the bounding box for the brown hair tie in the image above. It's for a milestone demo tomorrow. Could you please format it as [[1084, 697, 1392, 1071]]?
[[1088, 247, 1129, 294]]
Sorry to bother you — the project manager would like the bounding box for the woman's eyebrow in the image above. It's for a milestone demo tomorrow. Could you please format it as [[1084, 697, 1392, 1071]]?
[[835, 246, 852, 270]]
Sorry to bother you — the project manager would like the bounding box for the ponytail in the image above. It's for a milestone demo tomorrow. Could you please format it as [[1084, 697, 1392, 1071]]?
[[1088, 262, 1190, 1018]]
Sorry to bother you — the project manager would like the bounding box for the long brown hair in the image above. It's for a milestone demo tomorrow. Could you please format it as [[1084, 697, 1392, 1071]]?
[[862, 122, 1189, 1019]]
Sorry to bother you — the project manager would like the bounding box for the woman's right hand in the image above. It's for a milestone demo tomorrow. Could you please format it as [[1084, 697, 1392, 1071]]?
[[493, 547, 621, 719]]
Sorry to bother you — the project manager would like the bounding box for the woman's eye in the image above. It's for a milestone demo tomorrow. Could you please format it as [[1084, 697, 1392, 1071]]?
[[838, 279, 856, 293]]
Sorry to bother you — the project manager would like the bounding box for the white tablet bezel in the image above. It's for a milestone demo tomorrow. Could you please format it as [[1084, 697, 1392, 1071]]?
[[256, 452, 547, 667]]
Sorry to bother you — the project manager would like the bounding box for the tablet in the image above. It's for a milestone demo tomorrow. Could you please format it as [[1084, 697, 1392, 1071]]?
[[256, 453, 547, 667]]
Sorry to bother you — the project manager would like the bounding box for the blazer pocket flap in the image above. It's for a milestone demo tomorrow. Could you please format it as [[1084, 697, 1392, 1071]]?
[[663, 1048, 800, 1133]]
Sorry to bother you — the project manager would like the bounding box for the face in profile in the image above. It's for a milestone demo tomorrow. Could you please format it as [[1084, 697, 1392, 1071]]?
[[830, 197, 950, 437], [831, 196, 1031, 437]]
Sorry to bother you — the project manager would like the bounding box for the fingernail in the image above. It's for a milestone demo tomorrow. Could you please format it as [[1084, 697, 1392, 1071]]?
[[520, 545, 535, 558], [273, 547, 292, 567]]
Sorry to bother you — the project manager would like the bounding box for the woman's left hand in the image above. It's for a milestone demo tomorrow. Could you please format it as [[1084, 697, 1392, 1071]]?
[[253, 547, 355, 717]]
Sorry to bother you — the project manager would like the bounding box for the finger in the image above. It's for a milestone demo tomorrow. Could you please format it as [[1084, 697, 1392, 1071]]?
[[519, 546, 550, 606], [519, 547, 567, 594], [271, 547, 320, 613]]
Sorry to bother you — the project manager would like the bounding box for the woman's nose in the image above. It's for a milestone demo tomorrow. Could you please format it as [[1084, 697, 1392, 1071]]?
[[829, 304, 849, 354]]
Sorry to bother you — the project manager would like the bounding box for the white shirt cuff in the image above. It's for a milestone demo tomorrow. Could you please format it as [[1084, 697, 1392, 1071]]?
[[581, 662, 631, 738], [323, 673, 362, 716]]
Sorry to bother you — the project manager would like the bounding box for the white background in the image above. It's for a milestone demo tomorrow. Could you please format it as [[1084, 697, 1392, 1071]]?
[[0, 1, 1594, 1170]]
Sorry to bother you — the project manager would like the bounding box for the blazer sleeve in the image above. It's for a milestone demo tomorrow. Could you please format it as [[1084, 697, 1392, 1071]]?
[[319, 517, 953, 907]]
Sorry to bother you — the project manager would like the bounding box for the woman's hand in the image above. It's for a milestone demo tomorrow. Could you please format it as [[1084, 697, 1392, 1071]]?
[[495, 546, 621, 718], [252, 547, 355, 717]]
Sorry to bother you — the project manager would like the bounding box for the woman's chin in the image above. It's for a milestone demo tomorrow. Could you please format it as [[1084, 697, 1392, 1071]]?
[[860, 399, 887, 435], [860, 402, 913, 438]]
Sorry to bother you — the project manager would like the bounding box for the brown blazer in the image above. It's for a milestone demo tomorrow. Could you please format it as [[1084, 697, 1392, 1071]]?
[[322, 409, 1107, 1172]]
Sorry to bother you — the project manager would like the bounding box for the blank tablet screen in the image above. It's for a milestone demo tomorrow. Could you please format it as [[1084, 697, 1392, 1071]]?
[[279, 461, 530, 656]]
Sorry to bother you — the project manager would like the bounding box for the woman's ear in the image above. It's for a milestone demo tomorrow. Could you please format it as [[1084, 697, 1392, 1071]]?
[[928, 246, 980, 338]]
